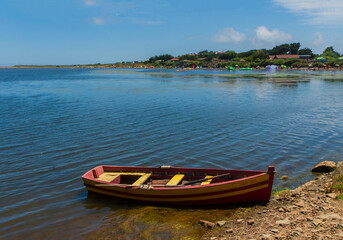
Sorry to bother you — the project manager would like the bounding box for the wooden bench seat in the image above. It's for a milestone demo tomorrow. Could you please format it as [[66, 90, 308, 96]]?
[[201, 175, 213, 185], [132, 173, 152, 186], [166, 174, 185, 186]]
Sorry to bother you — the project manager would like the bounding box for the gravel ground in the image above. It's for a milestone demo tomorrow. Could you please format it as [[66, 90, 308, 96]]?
[[202, 162, 343, 240]]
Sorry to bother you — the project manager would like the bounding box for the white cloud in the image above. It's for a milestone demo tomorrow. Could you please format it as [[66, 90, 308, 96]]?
[[84, 0, 97, 6], [273, 0, 343, 24], [313, 32, 323, 46], [92, 17, 105, 25], [212, 28, 246, 43], [255, 26, 291, 43]]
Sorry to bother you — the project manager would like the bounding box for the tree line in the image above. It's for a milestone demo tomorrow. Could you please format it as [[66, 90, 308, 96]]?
[[146, 43, 342, 68]]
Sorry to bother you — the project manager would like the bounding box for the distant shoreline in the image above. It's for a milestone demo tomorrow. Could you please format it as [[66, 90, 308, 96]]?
[[1, 65, 343, 72]]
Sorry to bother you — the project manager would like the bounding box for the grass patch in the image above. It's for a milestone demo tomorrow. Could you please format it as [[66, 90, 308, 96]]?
[[271, 187, 290, 197], [332, 174, 343, 200]]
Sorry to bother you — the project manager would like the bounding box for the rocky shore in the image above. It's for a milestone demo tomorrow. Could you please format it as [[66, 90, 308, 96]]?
[[202, 162, 343, 240]]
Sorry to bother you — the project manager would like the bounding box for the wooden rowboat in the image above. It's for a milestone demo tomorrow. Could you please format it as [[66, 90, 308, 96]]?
[[82, 165, 275, 206]]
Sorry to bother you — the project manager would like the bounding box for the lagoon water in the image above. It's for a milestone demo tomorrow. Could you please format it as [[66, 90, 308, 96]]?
[[1, 68, 343, 239]]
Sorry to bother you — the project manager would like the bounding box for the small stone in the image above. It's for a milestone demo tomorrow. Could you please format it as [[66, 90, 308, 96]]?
[[307, 217, 313, 221], [311, 161, 336, 173], [318, 213, 343, 221], [236, 219, 244, 224], [270, 229, 279, 233], [313, 219, 322, 226], [216, 221, 227, 227], [295, 200, 305, 207], [278, 208, 285, 212], [291, 231, 300, 237], [280, 175, 288, 181], [335, 232, 343, 238], [226, 229, 233, 233], [301, 210, 309, 215], [199, 220, 215, 229], [247, 219, 254, 225], [261, 234, 272, 240], [276, 219, 290, 226], [326, 193, 337, 199]]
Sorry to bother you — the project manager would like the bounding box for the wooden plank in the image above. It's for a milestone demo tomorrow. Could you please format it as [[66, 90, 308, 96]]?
[[132, 173, 152, 186], [201, 175, 213, 185], [166, 174, 185, 186], [98, 173, 119, 182]]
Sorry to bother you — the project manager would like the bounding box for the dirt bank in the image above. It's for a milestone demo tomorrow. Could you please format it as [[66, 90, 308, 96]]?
[[202, 162, 343, 240]]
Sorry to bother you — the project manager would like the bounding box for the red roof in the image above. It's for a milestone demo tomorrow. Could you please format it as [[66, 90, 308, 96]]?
[[269, 55, 299, 60]]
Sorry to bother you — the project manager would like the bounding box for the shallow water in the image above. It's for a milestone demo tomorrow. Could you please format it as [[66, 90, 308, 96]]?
[[1, 68, 343, 239]]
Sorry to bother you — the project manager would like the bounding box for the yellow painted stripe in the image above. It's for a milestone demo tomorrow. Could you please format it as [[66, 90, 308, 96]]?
[[87, 184, 269, 202]]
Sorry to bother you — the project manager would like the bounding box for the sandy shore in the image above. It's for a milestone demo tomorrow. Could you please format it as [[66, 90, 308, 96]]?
[[202, 162, 343, 240]]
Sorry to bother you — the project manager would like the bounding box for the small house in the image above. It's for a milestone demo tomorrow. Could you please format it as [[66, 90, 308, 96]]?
[[269, 55, 300, 60]]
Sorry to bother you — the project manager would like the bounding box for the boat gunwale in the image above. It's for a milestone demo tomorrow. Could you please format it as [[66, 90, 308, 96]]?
[[82, 165, 273, 191]]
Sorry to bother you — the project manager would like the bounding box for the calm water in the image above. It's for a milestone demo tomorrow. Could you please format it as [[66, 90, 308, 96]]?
[[1, 68, 343, 239]]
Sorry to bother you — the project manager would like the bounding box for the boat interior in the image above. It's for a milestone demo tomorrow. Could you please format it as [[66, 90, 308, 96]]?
[[90, 166, 264, 187]]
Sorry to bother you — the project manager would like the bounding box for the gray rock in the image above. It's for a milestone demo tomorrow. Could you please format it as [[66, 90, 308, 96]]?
[[311, 161, 336, 173]]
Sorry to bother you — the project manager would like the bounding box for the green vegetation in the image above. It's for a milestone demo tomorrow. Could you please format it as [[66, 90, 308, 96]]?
[[12, 43, 343, 70], [332, 174, 343, 200], [271, 187, 290, 197]]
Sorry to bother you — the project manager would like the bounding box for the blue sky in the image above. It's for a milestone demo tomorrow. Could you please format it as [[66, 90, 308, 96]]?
[[1, 0, 343, 65]]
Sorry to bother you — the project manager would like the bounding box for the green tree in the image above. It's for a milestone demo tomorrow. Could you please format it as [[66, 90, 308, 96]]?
[[149, 54, 174, 62], [218, 51, 237, 60], [322, 46, 340, 58], [298, 48, 313, 57], [289, 43, 300, 54], [179, 55, 197, 61], [252, 49, 268, 61], [269, 44, 290, 55], [269, 43, 300, 55]]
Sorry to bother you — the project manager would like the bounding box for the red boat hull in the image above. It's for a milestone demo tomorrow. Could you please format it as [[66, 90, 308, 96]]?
[[82, 165, 275, 206]]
